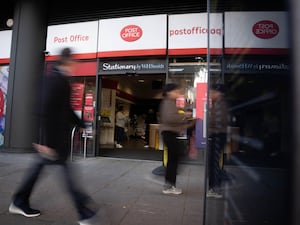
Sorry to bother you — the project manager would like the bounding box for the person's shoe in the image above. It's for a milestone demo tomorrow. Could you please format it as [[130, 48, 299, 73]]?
[[206, 189, 223, 198], [78, 215, 96, 225], [162, 186, 182, 195], [78, 208, 97, 225], [144, 145, 149, 148], [78, 216, 96, 225], [9, 202, 41, 217], [115, 144, 123, 148]]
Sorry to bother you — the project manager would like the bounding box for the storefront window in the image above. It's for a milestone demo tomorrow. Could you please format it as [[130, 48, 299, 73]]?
[[69, 76, 96, 158], [0, 65, 9, 146], [204, 2, 290, 225]]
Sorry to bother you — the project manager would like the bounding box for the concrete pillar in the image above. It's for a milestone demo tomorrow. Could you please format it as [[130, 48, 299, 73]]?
[[5, 0, 47, 151]]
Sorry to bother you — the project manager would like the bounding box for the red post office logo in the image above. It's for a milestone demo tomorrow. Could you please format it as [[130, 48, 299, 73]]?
[[120, 25, 143, 42], [252, 20, 279, 39]]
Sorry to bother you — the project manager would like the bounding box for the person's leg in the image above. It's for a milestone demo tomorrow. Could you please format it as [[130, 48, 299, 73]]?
[[162, 131, 182, 194], [61, 161, 97, 221], [116, 126, 125, 147], [208, 136, 216, 190], [206, 134, 226, 198], [120, 127, 126, 142], [166, 137, 179, 186], [144, 124, 150, 146], [10, 155, 47, 217], [115, 126, 119, 143], [114, 126, 117, 143], [13, 156, 46, 205], [115, 126, 123, 146], [210, 134, 222, 190], [214, 133, 227, 187]]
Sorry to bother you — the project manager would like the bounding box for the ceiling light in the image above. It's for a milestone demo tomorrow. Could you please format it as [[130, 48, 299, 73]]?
[[6, 19, 13, 28], [169, 68, 184, 72]]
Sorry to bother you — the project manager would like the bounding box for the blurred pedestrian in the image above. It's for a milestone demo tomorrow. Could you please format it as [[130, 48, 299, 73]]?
[[159, 83, 193, 195], [9, 47, 98, 225], [206, 83, 229, 198]]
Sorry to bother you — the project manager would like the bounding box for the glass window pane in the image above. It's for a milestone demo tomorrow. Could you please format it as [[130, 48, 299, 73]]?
[[205, 1, 290, 225]]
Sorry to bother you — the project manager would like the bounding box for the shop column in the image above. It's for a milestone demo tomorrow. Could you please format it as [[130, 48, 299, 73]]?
[[5, 1, 47, 151]]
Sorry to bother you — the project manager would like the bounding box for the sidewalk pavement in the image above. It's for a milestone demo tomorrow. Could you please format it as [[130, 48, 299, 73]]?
[[0, 152, 205, 225]]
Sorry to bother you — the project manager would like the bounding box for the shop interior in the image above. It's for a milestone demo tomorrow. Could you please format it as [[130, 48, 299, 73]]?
[[98, 74, 166, 161]]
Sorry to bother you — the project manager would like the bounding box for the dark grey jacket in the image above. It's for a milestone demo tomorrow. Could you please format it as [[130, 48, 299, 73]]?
[[38, 66, 85, 161]]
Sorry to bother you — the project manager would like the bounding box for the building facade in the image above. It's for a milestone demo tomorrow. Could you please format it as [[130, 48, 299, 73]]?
[[1, 0, 298, 225]]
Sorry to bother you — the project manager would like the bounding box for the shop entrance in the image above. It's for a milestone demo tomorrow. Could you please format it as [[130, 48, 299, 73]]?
[[97, 74, 166, 161]]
